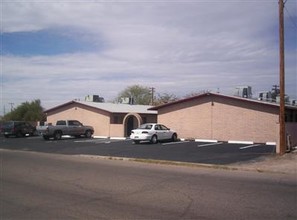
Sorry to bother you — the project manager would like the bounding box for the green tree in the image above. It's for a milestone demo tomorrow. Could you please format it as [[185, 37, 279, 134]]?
[[115, 85, 181, 106], [3, 99, 45, 122], [115, 85, 153, 105]]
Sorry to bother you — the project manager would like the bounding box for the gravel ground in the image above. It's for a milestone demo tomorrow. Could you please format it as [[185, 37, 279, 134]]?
[[231, 149, 297, 174]]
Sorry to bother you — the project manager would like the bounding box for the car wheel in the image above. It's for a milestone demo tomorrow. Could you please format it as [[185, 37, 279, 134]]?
[[133, 140, 140, 144], [29, 132, 35, 137], [150, 135, 158, 144], [43, 135, 49, 140], [85, 130, 92, 138], [54, 131, 62, 140], [171, 133, 177, 142]]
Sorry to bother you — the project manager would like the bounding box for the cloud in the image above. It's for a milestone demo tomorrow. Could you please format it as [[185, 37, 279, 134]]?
[[1, 1, 296, 115]]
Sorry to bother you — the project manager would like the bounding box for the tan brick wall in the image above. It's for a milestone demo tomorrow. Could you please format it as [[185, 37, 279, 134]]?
[[46, 103, 111, 137], [158, 95, 279, 143], [158, 96, 212, 139], [211, 96, 278, 143], [110, 124, 124, 137]]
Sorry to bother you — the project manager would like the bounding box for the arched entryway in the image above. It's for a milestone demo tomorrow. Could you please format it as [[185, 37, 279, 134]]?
[[123, 113, 143, 137]]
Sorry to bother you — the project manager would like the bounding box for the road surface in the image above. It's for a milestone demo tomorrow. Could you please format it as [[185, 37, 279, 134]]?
[[1, 149, 296, 219]]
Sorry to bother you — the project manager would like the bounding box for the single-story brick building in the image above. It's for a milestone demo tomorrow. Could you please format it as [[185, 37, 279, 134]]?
[[149, 92, 297, 148], [44, 100, 157, 138]]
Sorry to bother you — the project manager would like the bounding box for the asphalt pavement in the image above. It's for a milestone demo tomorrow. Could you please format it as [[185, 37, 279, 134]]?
[[2, 135, 294, 175], [1, 136, 274, 162]]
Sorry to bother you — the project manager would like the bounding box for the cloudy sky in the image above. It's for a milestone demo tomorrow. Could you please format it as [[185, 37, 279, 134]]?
[[1, 0, 296, 115]]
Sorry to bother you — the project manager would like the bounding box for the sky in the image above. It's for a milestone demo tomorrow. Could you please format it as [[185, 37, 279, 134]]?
[[1, 0, 296, 115]]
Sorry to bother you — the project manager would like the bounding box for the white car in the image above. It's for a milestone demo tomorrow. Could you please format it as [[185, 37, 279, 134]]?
[[130, 123, 177, 144]]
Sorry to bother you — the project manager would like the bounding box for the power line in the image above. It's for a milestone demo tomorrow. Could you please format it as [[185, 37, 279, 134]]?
[[284, 1, 297, 30]]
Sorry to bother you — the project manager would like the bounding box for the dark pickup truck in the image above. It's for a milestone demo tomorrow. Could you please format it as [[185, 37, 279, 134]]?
[[2, 121, 36, 138]]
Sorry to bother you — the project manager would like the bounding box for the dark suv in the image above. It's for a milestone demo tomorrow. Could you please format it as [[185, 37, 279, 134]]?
[[2, 121, 36, 138]]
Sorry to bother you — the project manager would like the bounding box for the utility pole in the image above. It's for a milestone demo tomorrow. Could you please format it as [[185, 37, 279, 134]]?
[[278, 0, 286, 155], [8, 102, 14, 112], [150, 87, 155, 106]]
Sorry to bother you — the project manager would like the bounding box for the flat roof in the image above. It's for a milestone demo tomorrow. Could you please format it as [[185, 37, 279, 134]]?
[[45, 100, 157, 114], [149, 92, 297, 111]]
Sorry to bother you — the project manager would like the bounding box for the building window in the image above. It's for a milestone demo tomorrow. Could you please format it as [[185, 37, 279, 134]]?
[[285, 110, 297, 122], [112, 116, 123, 124], [142, 117, 147, 124]]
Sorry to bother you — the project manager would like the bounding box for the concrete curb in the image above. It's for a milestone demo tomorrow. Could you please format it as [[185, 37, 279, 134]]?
[[77, 154, 295, 175], [1, 148, 293, 175], [77, 154, 238, 170]]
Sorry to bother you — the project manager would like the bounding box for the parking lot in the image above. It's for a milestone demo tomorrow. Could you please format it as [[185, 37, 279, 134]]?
[[0, 136, 275, 165]]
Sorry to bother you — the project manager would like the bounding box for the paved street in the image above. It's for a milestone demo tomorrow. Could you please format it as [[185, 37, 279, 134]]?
[[0, 136, 275, 165], [1, 149, 296, 220]]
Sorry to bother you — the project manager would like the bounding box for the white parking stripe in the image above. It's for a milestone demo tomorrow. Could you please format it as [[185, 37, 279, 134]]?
[[162, 141, 189, 146], [74, 139, 113, 143], [75, 140, 94, 143], [239, 144, 261, 150], [197, 142, 223, 148]]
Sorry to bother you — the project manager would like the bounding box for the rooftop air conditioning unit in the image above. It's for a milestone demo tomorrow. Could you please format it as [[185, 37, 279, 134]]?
[[234, 86, 252, 98], [85, 95, 104, 103], [120, 97, 134, 105], [258, 91, 272, 102]]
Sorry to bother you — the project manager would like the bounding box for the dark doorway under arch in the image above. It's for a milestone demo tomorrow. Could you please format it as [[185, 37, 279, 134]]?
[[123, 113, 143, 137], [126, 116, 134, 137]]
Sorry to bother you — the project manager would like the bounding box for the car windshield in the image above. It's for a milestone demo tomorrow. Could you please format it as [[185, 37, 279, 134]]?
[[3, 122, 14, 128], [138, 124, 153, 130]]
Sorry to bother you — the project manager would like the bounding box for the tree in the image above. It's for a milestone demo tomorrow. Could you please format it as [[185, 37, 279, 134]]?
[[115, 85, 152, 105], [115, 85, 181, 106], [3, 99, 46, 122], [184, 90, 210, 98], [154, 93, 179, 106]]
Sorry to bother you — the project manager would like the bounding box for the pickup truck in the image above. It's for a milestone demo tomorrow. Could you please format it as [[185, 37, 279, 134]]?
[[41, 120, 94, 140]]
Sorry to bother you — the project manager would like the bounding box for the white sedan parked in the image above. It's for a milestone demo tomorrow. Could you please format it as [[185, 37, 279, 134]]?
[[130, 123, 178, 144]]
